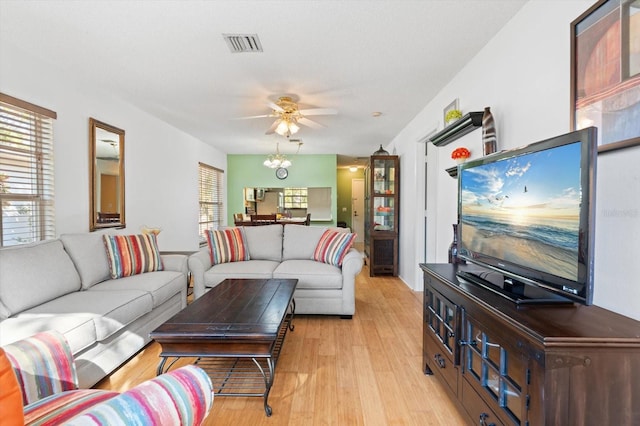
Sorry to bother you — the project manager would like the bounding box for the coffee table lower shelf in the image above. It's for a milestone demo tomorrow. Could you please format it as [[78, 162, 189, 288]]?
[[157, 312, 294, 416]]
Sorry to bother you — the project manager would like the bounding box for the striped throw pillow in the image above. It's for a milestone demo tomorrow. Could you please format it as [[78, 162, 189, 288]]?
[[103, 234, 164, 279], [205, 228, 249, 265], [313, 230, 356, 266], [66, 366, 213, 426], [3, 330, 78, 406]]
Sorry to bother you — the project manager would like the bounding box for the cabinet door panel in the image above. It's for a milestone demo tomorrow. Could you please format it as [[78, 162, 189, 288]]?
[[463, 314, 529, 425]]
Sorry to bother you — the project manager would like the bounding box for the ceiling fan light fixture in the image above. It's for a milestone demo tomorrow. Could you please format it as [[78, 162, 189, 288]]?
[[274, 118, 300, 138]]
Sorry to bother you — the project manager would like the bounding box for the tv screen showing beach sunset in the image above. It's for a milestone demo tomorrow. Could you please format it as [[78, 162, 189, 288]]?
[[460, 142, 582, 282]]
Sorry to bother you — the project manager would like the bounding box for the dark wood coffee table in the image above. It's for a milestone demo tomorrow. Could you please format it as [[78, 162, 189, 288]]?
[[150, 278, 297, 416]]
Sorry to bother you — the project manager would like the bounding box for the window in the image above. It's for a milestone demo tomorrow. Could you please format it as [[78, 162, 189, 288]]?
[[0, 93, 57, 247], [283, 187, 308, 209], [198, 162, 223, 240]]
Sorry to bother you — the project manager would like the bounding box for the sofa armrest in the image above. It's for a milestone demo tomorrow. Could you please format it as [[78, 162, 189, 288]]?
[[161, 253, 188, 275], [66, 365, 214, 426], [339, 248, 364, 316], [188, 249, 212, 300], [3, 330, 78, 405], [342, 248, 364, 276]]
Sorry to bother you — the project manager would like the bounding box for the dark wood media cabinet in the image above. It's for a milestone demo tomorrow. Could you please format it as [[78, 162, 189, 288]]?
[[420, 263, 640, 426]]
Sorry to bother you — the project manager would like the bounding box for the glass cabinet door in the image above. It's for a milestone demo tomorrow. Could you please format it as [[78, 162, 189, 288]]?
[[463, 315, 529, 425], [371, 157, 397, 232]]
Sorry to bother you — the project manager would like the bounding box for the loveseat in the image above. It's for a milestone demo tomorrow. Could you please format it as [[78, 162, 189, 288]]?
[[188, 224, 364, 318], [1, 330, 213, 425], [0, 233, 188, 388]]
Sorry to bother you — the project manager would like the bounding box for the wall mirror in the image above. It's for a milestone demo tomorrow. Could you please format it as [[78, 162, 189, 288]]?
[[89, 118, 125, 231]]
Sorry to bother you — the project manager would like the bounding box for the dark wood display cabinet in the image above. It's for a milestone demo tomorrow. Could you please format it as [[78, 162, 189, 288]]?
[[365, 155, 399, 276], [420, 263, 640, 426]]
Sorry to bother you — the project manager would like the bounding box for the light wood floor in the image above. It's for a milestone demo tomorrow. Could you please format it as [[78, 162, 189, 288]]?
[[94, 265, 467, 425]]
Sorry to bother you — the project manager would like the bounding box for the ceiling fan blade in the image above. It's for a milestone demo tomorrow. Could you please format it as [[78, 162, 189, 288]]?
[[234, 114, 274, 120], [298, 108, 338, 116], [267, 102, 285, 113], [265, 119, 281, 135], [298, 117, 325, 129]]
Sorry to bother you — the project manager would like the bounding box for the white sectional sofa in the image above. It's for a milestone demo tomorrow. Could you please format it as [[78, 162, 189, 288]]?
[[188, 224, 364, 318], [0, 233, 188, 388]]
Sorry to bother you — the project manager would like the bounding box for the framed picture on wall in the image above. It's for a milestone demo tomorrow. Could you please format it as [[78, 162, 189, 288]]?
[[570, 0, 640, 153]]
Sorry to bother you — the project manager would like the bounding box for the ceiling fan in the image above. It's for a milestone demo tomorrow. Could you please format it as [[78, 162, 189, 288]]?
[[240, 96, 337, 138]]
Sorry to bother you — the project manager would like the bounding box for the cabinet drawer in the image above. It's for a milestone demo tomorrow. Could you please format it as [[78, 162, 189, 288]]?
[[424, 331, 458, 396], [461, 379, 505, 426]]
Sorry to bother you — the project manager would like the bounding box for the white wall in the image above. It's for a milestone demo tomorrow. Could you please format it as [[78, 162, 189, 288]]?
[[392, 0, 640, 321], [0, 43, 226, 251]]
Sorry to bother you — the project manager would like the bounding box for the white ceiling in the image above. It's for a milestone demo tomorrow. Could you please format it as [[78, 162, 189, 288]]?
[[0, 0, 527, 166]]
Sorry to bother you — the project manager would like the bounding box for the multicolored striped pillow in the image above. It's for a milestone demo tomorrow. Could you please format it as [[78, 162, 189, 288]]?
[[3, 330, 78, 406], [103, 234, 164, 279], [205, 228, 249, 265], [66, 366, 214, 426], [313, 229, 356, 267]]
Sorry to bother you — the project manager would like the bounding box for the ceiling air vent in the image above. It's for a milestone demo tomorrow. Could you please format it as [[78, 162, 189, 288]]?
[[223, 34, 263, 53]]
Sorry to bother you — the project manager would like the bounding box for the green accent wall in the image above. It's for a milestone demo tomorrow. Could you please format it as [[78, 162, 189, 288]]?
[[227, 154, 338, 225], [336, 168, 365, 228]]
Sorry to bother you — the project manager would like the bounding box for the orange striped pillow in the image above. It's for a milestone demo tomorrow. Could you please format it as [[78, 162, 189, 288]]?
[[103, 234, 164, 279], [205, 228, 249, 265]]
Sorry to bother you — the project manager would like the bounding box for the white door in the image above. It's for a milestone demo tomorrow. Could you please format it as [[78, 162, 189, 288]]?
[[351, 178, 365, 242]]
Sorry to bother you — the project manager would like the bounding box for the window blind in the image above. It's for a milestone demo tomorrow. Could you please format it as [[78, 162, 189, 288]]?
[[0, 93, 57, 247], [198, 162, 224, 240]]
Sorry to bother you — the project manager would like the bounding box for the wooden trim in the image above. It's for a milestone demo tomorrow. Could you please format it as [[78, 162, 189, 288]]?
[[0, 92, 57, 119]]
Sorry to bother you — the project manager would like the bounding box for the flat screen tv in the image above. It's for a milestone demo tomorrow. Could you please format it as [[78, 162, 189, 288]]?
[[457, 127, 597, 305]]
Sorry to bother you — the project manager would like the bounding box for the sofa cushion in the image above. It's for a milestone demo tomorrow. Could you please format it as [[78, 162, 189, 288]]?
[[0, 348, 24, 426], [103, 234, 164, 279], [204, 260, 279, 289], [205, 227, 249, 265], [243, 224, 283, 261], [60, 233, 112, 289], [24, 389, 118, 425], [0, 239, 81, 317], [313, 229, 357, 266], [274, 260, 343, 290], [0, 314, 97, 355], [21, 291, 153, 341], [282, 225, 327, 260], [89, 270, 185, 308]]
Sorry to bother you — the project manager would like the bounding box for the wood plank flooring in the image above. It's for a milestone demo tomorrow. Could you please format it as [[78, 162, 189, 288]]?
[[94, 265, 467, 425]]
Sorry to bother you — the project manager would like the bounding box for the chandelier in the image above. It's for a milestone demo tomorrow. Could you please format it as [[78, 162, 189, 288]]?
[[263, 140, 302, 169], [263, 142, 292, 168]]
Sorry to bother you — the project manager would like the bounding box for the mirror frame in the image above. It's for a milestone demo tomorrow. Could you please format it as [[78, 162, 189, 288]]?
[[89, 118, 125, 231]]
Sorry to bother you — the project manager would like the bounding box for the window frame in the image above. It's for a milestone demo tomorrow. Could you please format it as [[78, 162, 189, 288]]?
[[198, 162, 224, 242], [283, 187, 308, 209], [0, 93, 57, 247]]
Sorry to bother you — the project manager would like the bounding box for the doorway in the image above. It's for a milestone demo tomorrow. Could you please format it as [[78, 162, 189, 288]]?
[[351, 178, 364, 243]]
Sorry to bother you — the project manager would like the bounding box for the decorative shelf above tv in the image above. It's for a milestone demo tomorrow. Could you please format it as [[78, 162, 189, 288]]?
[[429, 112, 483, 147], [445, 165, 458, 178]]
